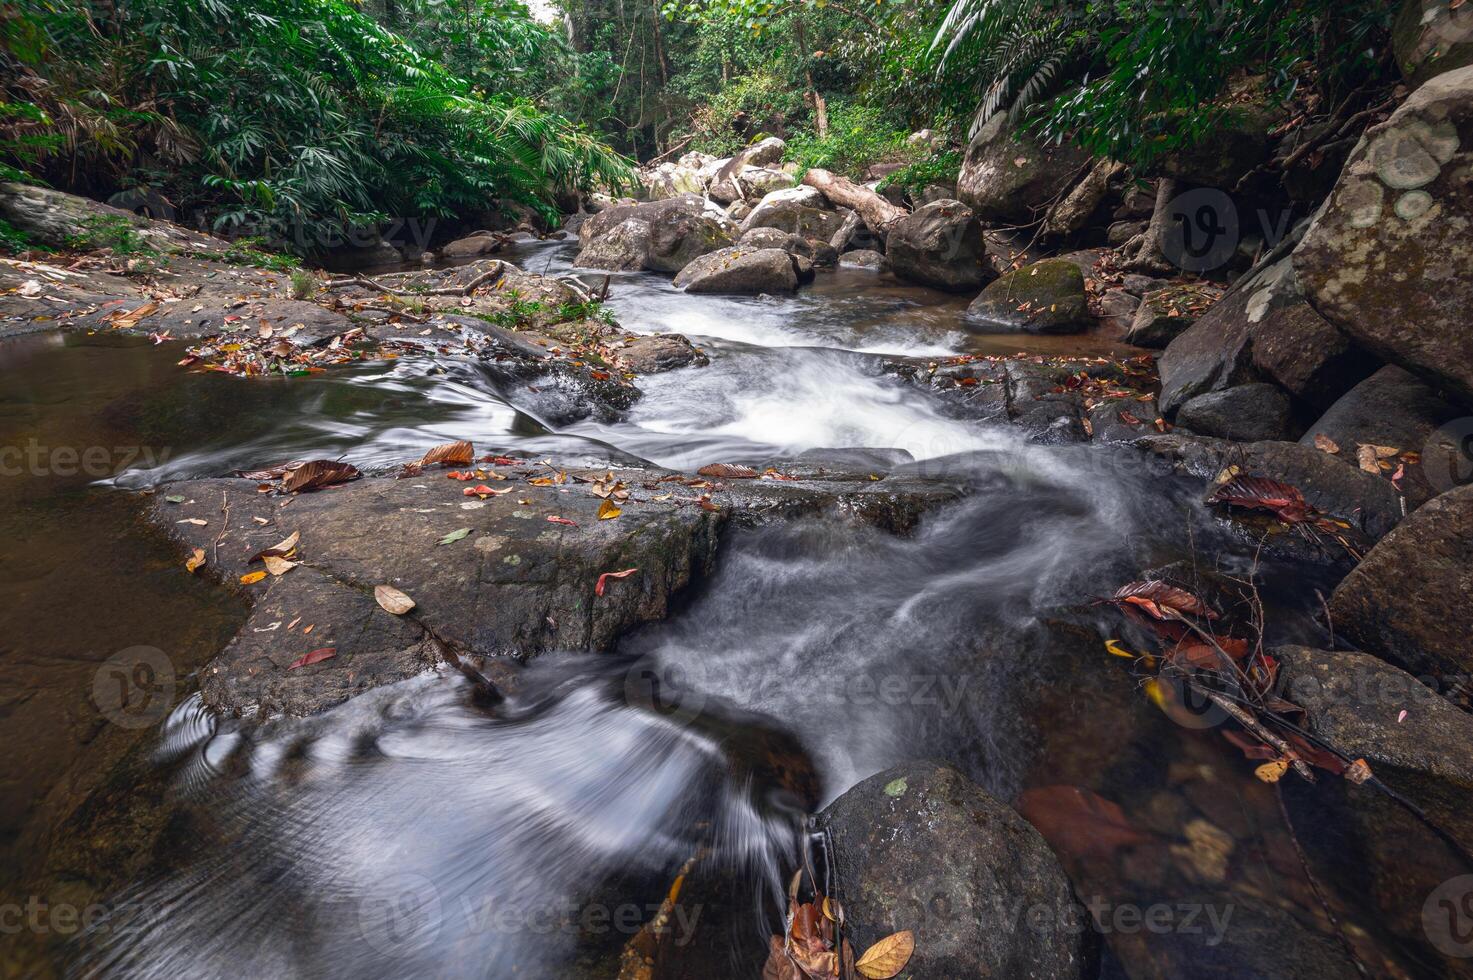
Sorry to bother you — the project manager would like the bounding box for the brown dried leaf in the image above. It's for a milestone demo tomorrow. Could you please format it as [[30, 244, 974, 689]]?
[[1205, 475, 1310, 524], [185, 548, 206, 574], [374, 584, 415, 615], [420, 440, 474, 467], [282, 459, 360, 493], [1109, 580, 1217, 621], [697, 463, 759, 479], [287, 647, 336, 670], [855, 930, 915, 979], [1312, 433, 1340, 454]]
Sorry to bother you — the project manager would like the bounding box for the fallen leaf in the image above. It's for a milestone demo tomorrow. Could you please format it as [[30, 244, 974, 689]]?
[[547, 515, 579, 527], [374, 584, 416, 615], [595, 567, 639, 596], [282, 459, 360, 493], [855, 931, 914, 980], [263, 555, 297, 576], [287, 647, 336, 670], [1018, 785, 1152, 861], [1103, 638, 1137, 659], [185, 548, 206, 574], [165, 494, 186, 504], [1312, 433, 1340, 454], [420, 440, 474, 467], [176, 518, 208, 526], [239, 570, 268, 585], [438, 527, 472, 545], [598, 499, 622, 520], [250, 530, 300, 563], [697, 463, 759, 480], [1205, 475, 1310, 524], [1345, 758, 1373, 784], [1109, 580, 1217, 621], [1254, 758, 1290, 783]]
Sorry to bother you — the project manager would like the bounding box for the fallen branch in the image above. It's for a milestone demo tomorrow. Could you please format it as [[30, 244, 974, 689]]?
[[802, 168, 907, 240]]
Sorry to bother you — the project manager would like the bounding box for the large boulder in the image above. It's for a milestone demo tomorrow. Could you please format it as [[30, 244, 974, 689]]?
[[965, 258, 1090, 334], [742, 186, 846, 241], [821, 763, 1094, 979], [1158, 253, 1376, 416], [576, 195, 733, 274], [1393, 0, 1473, 85], [709, 136, 787, 203], [735, 166, 796, 200], [739, 226, 837, 266], [672, 246, 799, 294], [1294, 66, 1473, 408], [1124, 284, 1218, 349], [956, 114, 1091, 224], [573, 217, 651, 271], [639, 161, 705, 201], [884, 199, 991, 292], [1299, 365, 1463, 509], [1176, 383, 1294, 442], [1329, 483, 1473, 678], [0, 181, 230, 253]]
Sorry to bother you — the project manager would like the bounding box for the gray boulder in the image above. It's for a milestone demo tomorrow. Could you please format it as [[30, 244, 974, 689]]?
[[735, 166, 796, 200], [1295, 66, 1473, 408], [742, 186, 846, 241], [956, 114, 1091, 224], [822, 763, 1094, 980], [573, 217, 651, 271], [739, 227, 837, 266], [638, 161, 705, 201], [1329, 483, 1473, 678], [576, 195, 733, 274], [440, 232, 501, 259], [1176, 383, 1294, 442], [965, 258, 1090, 334], [840, 248, 886, 270], [1124, 284, 1216, 349], [709, 136, 787, 203], [884, 199, 991, 292], [672, 246, 799, 294]]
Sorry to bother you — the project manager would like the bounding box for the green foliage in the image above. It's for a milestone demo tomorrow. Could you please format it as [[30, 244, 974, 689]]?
[[65, 215, 151, 254], [1, 0, 632, 253], [786, 102, 913, 177], [929, 0, 1396, 169], [690, 72, 810, 156], [0, 217, 43, 253], [879, 149, 961, 195], [289, 269, 317, 299]]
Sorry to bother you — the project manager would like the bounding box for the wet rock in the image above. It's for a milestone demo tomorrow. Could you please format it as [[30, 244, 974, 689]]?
[[742, 186, 846, 241], [1176, 383, 1294, 442], [724, 199, 752, 223], [577, 195, 734, 274], [965, 259, 1090, 334], [1294, 66, 1473, 408], [1132, 434, 1404, 543], [1043, 158, 1124, 238], [839, 248, 886, 270], [1121, 274, 1171, 297], [821, 763, 1094, 980], [639, 162, 705, 201], [1096, 289, 1140, 333], [1107, 220, 1146, 245], [884, 199, 991, 292], [956, 114, 1091, 224], [1298, 365, 1462, 509], [151, 463, 963, 718], [617, 334, 709, 374], [1277, 644, 1473, 854], [739, 227, 837, 266], [918, 183, 957, 205], [1329, 483, 1473, 678], [1393, 0, 1473, 85], [1124, 284, 1217, 349], [673, 246, 798, 294], [1157, 297, 1258, 417], [440, 232, 502, 259]]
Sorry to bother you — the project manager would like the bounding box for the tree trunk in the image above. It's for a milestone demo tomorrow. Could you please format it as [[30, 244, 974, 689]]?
[[1123, 177, 1178, 274], [648, 0, 669, 86], [802, 169, 907, 240]]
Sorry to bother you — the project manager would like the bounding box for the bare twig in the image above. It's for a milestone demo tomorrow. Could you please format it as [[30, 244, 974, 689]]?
[[1275, 786, 1372, 978]]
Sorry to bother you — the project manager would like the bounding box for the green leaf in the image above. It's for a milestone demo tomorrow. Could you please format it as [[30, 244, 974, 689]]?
[[438, 527, 472, 545]]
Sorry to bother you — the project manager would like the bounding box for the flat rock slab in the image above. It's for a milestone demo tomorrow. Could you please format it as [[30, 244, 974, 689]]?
[[152, 463, 964, 718]]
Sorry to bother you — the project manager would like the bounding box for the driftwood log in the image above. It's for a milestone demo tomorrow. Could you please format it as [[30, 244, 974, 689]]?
[[801, 168, 907, 240]]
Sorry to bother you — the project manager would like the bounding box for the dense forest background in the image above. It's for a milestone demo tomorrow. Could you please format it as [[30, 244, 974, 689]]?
[[1, 0, 1398, 254]]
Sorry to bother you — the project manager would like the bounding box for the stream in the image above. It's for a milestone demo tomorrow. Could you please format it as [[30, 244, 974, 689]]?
[[2, 243, 1465, 978]]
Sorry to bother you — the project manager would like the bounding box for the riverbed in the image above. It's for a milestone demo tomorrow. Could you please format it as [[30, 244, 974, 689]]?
[[1, 243, 1462, 978]]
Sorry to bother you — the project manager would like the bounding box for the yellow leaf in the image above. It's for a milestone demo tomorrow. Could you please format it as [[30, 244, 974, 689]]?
[[1143, 678, 1167, 711], [239, 570, 268, 585], [185, 548, 206, 574], [597, 499, 622, 520], [374, 584, 416, 615], [855, 930, 914, 979], [1104, 639, 1136, 659], [1254, 758, 1289, 783]]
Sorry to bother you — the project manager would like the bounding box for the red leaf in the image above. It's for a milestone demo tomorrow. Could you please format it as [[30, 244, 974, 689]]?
[[1169, 636, 1249, 670], [595, 567, 639, 596], [282, 459, 360, 493], [1206, 475, 1310, 524], [288, 647, 337, 670], [480, 455, 523, 466], [1017, 786, 1152, 861], [1109, 580, 1217, 621], [697, 463, 759, 479], [547, 515, 578, 527]]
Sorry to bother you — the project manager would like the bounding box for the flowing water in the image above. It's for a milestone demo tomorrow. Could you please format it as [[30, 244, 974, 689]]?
[[2, 244, 1466, 978]]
